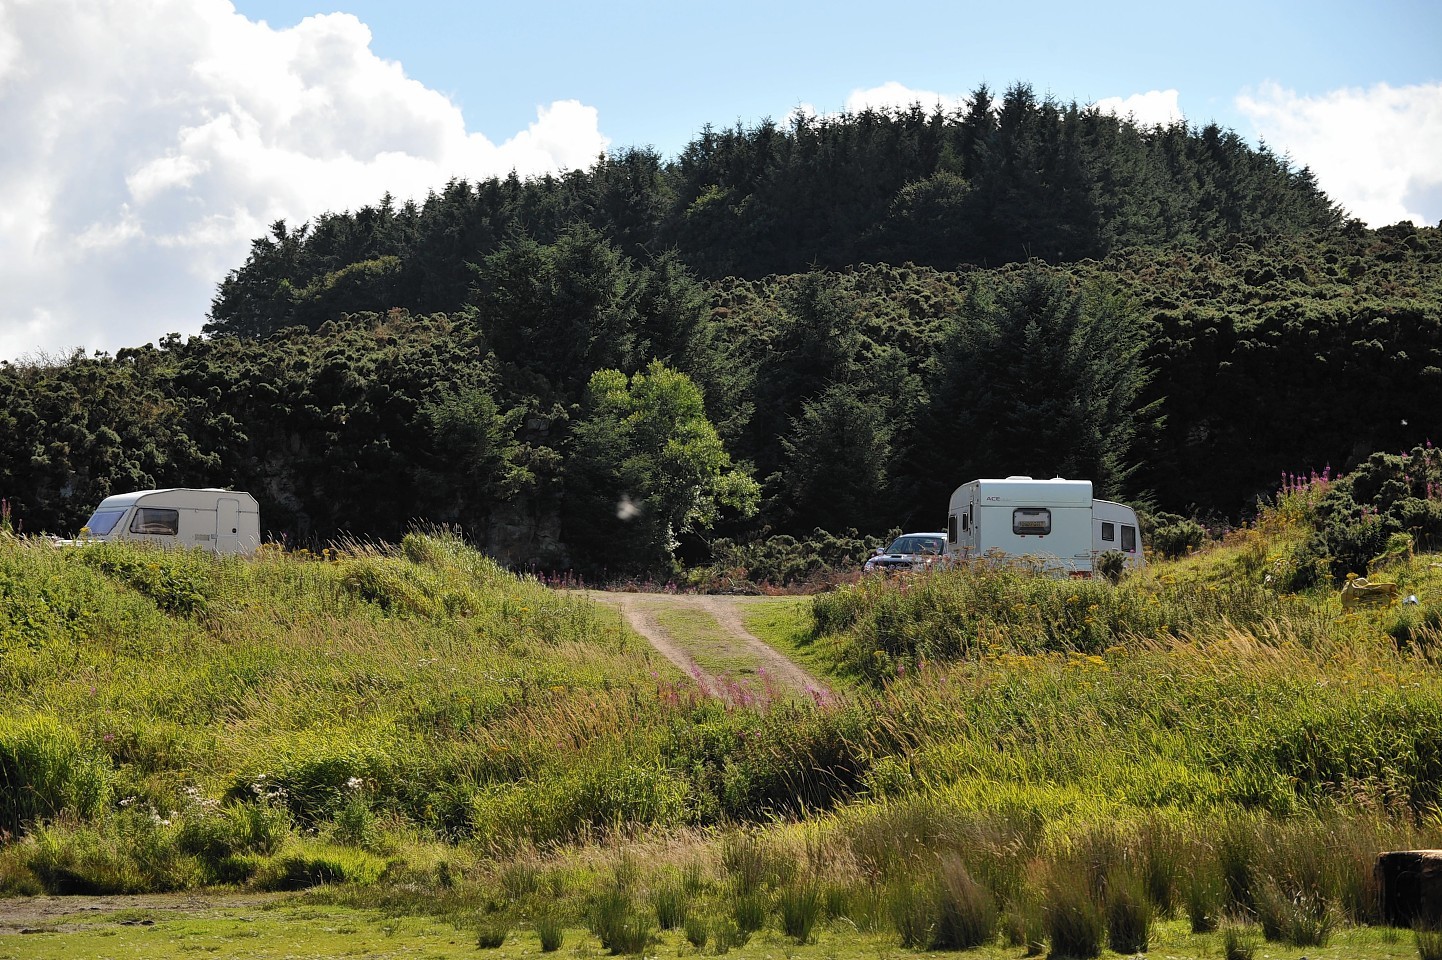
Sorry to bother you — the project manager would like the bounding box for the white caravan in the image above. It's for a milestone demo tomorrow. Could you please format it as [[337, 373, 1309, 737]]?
[[74, 488, 260, 555], [945, 477, 1143, 576]]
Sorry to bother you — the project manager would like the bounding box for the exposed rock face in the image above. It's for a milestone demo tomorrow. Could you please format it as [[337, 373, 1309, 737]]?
[[1376, 850, 1442, 926]]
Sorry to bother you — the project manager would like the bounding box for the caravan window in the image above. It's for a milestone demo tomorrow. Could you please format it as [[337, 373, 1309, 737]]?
[[130, 507, 179, 536], [1121, 525, 1137, 552], [947, 515, 958, 543], [1013, 508, 1051, 535], [83, 509, 127, 536], [1101, 521, 1115, 543]]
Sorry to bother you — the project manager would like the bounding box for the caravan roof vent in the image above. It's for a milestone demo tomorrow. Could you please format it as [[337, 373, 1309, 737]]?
[[1005, 475, 1033, 481]]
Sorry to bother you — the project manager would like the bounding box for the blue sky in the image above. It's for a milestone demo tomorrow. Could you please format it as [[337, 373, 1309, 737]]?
[[230, 0, 1439, 162], [1, 0, 1439, 360]]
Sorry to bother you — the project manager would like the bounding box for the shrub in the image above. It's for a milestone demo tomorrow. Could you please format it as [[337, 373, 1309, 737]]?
[[682, 913, 708, 949], [887, 878, 936, 949], [1417, 923, 1442, 960], [251, 842, 385, 890], [588, 887, 654, 954], [731, 890, 768, 934], [710, 916, 748, 953], [1222, 923, 1258, 960], [1150, 514, 1206, 559], [1184, 862, 1224, 933], [721, 831, 771, 892], [77, 542, 213, 616], [175, 800, 289, 884], [534, 910, 564, 952], [1095, 551, 1127, 584], [1253, 878, 1335, 947], [1001, 893, 1046, 956]]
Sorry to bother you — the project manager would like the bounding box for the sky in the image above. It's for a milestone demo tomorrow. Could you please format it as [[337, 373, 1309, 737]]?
[[1, 0, 1439, 361]]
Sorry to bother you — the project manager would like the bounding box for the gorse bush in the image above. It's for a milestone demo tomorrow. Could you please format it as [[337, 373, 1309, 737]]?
[[1150, 512, 1207, 559]]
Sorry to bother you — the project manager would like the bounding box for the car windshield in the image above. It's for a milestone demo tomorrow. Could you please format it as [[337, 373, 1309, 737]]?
[[82, 508, 127, 536], [889, 536, 943, 555]]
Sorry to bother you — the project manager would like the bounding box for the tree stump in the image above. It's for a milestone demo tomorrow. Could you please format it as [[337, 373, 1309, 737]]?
[[1376, 850, 1442, 926]]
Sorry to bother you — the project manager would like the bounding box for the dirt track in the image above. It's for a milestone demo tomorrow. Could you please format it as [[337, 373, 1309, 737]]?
[[0, 892, 285, 934], [588, 592, 830, 705]]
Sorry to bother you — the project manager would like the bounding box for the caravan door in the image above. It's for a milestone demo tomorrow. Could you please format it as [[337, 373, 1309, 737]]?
[[216, 497, 241, 554]]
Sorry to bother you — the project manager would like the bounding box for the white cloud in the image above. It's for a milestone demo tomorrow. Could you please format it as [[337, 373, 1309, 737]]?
[[0, 0, 610, 361], [845, 81, 955, 114], [1091, 89, 1184, 128], [1237, 81, 1442, 227]]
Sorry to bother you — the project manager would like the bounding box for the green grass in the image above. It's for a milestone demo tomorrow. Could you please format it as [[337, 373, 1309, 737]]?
[[5, 510, 1442, 959], [739, 596, 854, 687], [3, 905, 1425, 960], [652, 605, 765, 676]]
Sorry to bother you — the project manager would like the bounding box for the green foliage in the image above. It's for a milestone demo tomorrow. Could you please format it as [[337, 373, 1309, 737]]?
[[0, 715, 111, 836], [475, 918, 511, 948], [810, 563, 1289, 682], [1223, 923, 1259, 960], [682, 913, 708, 949], [932, 857, 998, 950], [650, 881, 688, 930], [78, 542, 213, 616], [693, 527, 887, 589], [534, 908, 565, 952], [1302, 445, 1442, 579], [1150, 512, 1207, 559], [565, 361, 758, 575], [1418, 924, 1442, 960], [1095, 550, 1127, 584], [1254, 878, 1336, 946], [252, 842, 387, 890], [910, 267, 1154, 512], [587, 887, 655, 955], [887, 877, 937, 950]]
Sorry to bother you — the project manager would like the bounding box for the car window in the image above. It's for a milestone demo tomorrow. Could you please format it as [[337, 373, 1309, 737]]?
[[890, 536, 943, 554]]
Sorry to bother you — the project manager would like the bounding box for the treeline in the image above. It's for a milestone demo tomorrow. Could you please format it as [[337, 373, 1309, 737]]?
[[205, 84, 1342, 340], [3, 223, 1438, 578]]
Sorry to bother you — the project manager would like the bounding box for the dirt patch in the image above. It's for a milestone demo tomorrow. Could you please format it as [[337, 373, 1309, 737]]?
[[588, 592, 830, 705], [0, 892, 288, 934]]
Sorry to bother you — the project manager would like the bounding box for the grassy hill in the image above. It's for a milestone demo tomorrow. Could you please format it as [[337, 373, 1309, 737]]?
[[3, 489, 1442, 956]]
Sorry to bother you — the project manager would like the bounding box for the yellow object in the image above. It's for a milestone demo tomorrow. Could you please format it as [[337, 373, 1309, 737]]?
[[1340, 576, 1400, 608]]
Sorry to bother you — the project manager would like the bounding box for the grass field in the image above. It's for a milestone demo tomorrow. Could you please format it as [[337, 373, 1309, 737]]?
[[4, 485, 1442, 958]]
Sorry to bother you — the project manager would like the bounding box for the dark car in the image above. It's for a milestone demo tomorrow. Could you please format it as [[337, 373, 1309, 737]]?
[[863, 532, 947, 573]]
